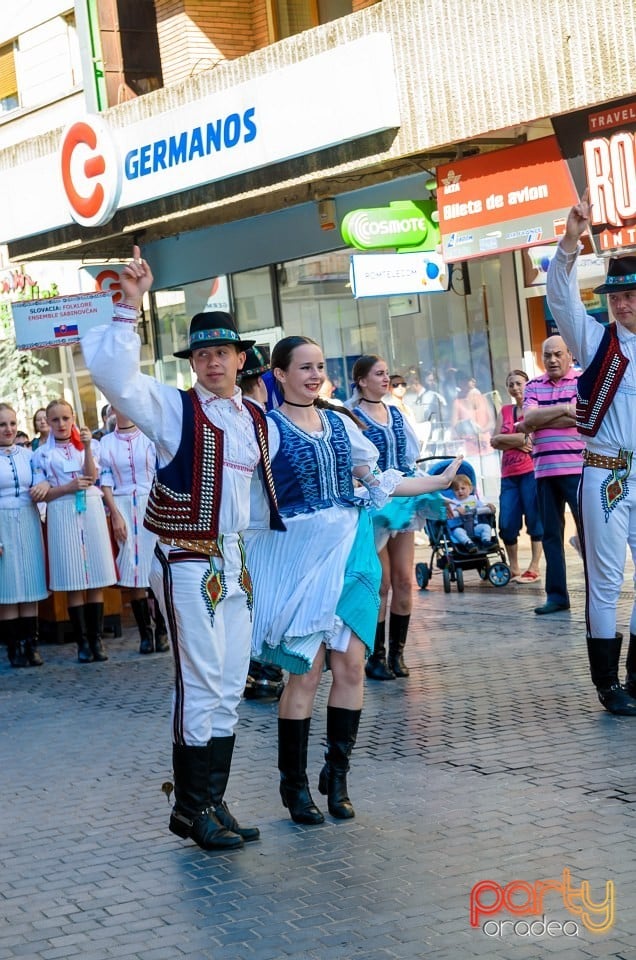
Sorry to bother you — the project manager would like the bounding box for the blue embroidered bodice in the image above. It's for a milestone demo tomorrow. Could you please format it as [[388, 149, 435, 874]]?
[[354, 405, 414, 475], [268, 408, 357, 517]]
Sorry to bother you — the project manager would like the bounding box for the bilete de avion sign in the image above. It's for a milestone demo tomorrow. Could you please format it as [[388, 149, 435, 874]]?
[[552, 94, 636, 254], [340, 200, 440, 252]]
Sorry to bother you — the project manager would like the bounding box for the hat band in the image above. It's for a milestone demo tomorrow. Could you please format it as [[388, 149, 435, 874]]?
[[190, 328, 240, 346], [606, 274, 636, 286]]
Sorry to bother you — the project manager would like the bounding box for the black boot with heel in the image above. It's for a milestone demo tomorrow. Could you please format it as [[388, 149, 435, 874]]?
[[388, 612, 411, 677], [69, 605, 92, 663], [364, 621, 394, 681], [131, 597, 154, 655], [318, 706, 361, 819], [278, 718, 324, 824], [85, 602, 108, 662]]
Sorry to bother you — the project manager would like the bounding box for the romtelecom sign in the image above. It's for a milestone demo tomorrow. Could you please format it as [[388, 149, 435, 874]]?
[[0, 34, 400, 239], [341, 200, 440, 252]]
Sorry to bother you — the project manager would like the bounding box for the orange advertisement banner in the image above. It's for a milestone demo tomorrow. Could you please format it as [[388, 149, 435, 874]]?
[[437, 137, 578, 261]]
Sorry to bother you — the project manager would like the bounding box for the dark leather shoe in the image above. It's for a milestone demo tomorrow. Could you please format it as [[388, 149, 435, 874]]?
[[365, 657, 395, 681], [534, 601, 570, 615], [597, 684, 636, 716]]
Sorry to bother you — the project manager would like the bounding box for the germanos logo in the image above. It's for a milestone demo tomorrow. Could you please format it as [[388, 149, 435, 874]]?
[[60, 116, 122, 228]]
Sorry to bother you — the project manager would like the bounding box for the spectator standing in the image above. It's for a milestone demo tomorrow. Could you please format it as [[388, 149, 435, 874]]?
[[546, 190, 636, 715], [31, 408, 49, 451], [522, 337, 584, 615], [490, 370, 543, 582]]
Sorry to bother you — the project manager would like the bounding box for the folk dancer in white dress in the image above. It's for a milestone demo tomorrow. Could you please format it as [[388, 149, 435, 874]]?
[[82, 247, 284, 851], [99, 409, 169, 655], [247, 336, 462, 824], [547, 190, 636, 716], [0, 403, 48, 667], [31, 400, 117, 663], [351, 355, 423, 681]]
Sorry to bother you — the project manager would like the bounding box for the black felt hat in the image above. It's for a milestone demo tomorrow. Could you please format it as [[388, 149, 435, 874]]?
[[240, 346, 270, 379], [173, 312, 255, 358], [593, 256, 636, 295]]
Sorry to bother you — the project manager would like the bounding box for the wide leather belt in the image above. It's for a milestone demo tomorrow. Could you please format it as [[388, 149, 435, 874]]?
[[583, 450, 628, 471], [160, 536, 223, 557]]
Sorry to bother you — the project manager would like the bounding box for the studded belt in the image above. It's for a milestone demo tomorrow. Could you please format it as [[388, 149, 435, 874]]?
[[583, 450, 628, 471], [160, 536, 223, 557]]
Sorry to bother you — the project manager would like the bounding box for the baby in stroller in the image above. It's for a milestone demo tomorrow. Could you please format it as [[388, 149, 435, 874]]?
[[444, 475, 496, 554]]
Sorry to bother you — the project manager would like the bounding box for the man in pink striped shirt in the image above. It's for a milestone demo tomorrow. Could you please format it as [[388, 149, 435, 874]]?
[[522, 336, 584, 615]]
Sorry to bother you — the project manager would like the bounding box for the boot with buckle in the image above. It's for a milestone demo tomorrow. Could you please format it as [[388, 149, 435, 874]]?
[[587, 634, 636, 716], [169, 743, 243, 850]]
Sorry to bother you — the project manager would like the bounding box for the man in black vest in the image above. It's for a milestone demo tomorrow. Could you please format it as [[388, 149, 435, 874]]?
[[82, 247, 285, 847], [546, 190, 636, 716]]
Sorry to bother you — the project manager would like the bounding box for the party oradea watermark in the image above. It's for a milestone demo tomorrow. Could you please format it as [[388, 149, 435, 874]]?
[[470, 868, 614, 938]]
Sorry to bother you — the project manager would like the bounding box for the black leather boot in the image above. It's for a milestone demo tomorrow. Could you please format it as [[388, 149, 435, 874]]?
[[318, 707, 361, 819], [587, 635, 636, 716], [21, 616, 43, 666], [209, 735, 260, 842], [364, 621, 395, 681], [6, 618, 28, 668], [388, 612, 411, 677], [278, 718, 324, 824], [131, 598, 154, 655], [150, 592, 170, 653], [69, 605, 92, 663], [85, 602, 108, 662], [169, 743, 243, 850], [625, 633, 636, 699]]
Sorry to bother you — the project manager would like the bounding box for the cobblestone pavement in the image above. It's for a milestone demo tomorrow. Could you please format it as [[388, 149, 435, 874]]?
[[2, 537, 636, 960]]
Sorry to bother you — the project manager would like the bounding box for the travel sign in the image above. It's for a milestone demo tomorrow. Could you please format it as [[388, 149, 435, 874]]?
[[552, 95, 636, 254], [341, 200, 440, 252]]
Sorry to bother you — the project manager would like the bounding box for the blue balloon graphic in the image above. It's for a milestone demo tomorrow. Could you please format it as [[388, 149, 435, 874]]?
[[425, 261, 440, 279]]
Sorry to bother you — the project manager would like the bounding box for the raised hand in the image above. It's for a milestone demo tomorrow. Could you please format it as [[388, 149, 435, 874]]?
[[564, 188, 591, 245], [120, 244, 154, 307]]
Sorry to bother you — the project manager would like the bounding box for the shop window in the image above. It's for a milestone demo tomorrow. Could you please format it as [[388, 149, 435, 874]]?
[[232, 266, 278, 334], [0, 42, 19, 113], [272, 0, 352, 39]]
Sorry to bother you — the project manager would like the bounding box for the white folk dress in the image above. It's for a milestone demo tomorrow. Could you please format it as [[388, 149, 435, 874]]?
[[247, 407, 401, 675], [32, 440, 117, 592], [0, 446, 48, 604], [99, 428, 158, 588]]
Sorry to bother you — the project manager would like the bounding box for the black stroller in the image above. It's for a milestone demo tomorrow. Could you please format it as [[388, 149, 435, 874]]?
[[414, 459, 511, 592]]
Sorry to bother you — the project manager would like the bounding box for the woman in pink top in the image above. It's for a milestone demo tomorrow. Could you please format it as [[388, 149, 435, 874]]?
[[491, 370, 543, 582]]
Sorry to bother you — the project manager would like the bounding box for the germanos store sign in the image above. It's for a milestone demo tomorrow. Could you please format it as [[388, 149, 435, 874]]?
[[436, 137, 578, 262], [552, 95, 636, 255]]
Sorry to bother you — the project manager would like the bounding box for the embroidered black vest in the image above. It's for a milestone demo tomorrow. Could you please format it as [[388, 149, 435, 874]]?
[[144, 389, 284, 539], [576, 325, 629, 437]]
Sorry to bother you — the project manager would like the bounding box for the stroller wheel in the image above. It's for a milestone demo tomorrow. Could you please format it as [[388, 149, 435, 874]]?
[[443, 567, 452, 593], [488, 562, 511, 587], [415, 562, 430, 590], [456, 567, 465, 592]]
